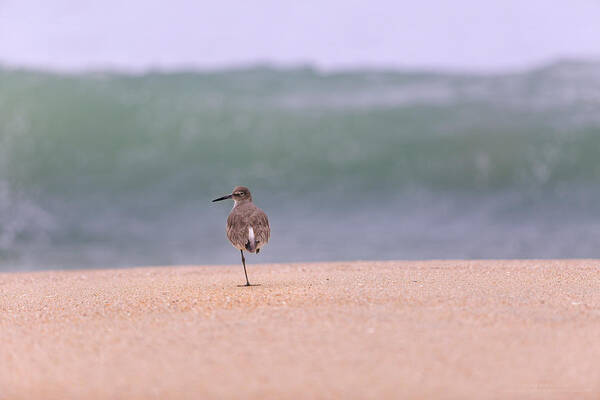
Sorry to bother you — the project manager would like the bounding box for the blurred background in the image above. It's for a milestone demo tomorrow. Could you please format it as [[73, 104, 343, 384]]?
[[1, 1, 599, 271]]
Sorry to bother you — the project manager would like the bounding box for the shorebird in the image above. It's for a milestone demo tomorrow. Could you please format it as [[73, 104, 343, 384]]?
[[212, 186, 270, 286]]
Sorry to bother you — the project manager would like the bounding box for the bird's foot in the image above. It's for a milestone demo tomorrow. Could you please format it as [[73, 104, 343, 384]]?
[[237, 283, 261, 287]]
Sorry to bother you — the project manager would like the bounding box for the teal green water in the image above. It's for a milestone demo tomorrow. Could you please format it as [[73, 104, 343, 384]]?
[[1, 61, 600, 270]]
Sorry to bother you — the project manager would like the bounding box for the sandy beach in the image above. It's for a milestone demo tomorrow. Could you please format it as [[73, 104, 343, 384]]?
[[1, 260, 600, 399]]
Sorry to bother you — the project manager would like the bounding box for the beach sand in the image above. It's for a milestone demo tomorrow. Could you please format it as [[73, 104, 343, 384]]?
[[1, 260, 600, 399]]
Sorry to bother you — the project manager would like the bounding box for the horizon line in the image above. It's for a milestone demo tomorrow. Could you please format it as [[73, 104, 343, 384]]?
[[1, 56, 599, 78]]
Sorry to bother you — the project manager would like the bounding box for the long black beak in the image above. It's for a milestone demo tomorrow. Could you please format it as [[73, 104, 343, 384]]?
[[212, 194, 232, 202]]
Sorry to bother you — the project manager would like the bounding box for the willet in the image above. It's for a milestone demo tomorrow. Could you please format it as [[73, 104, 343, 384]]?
[[212, 186, 270, 286]]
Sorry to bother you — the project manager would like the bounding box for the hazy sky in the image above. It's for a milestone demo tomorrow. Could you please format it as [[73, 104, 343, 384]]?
[[1, 0, 599, 71]]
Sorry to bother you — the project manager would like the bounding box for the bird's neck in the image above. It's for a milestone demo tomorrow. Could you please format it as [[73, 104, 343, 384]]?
[[233, 199, 252, 208]]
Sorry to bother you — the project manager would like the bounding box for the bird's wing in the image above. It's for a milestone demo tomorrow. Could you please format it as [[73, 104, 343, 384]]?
[[226, 212, 249, 250], [249, 208, 270, 246], [226, 204, 270, 250]]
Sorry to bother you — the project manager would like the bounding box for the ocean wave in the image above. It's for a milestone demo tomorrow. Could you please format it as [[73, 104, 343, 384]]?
[[1, 61, 600, 269]]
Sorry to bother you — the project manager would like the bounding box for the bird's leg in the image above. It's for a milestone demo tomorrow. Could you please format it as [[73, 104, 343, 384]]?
[[237, 250, 260, 287], [241, 250, 250, 286]]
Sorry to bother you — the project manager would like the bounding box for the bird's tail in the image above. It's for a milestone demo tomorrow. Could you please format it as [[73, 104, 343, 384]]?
[[245, 226, 257, 253]]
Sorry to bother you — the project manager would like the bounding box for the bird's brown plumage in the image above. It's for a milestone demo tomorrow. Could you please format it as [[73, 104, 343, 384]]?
[[226, 200, 270, 253]]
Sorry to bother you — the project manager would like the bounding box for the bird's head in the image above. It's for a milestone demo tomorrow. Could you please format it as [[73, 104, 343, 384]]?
[[212, 186, 252, 203]]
